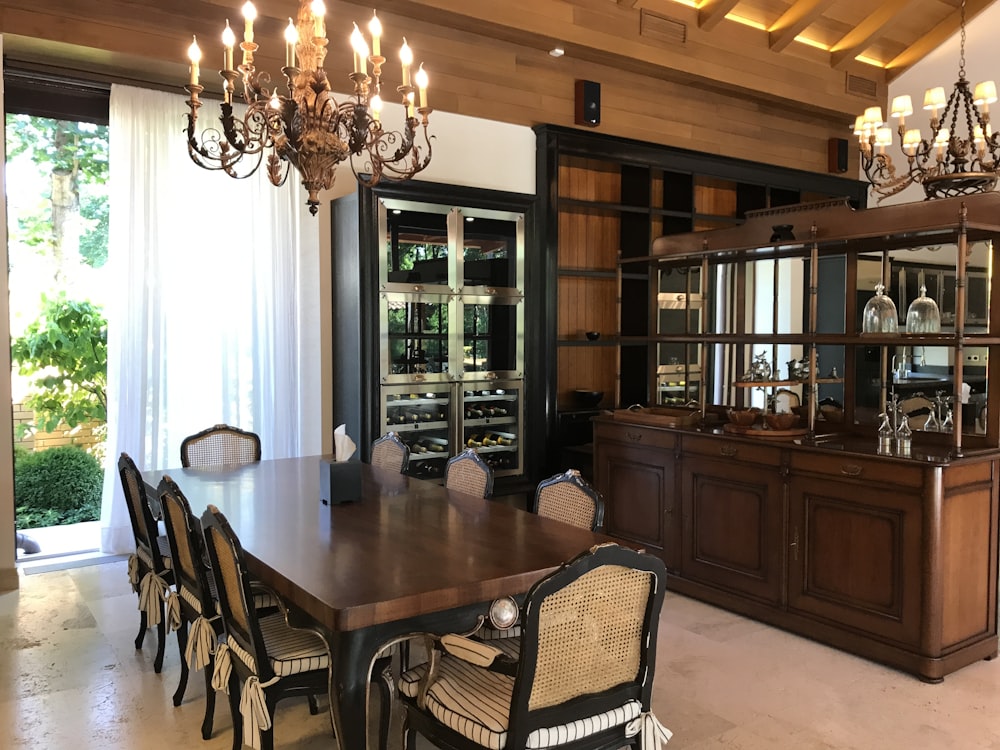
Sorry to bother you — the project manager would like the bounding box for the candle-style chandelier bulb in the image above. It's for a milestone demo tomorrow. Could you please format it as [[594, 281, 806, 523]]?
[[183, 0, 435, 215]]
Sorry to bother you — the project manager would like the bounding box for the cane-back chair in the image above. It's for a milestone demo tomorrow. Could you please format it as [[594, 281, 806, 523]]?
[[371, 432, 410, 473], [399, 543, 672, 750], [180, 424, 262, 468], [444, 448, 493, 499], [201, 504, 333, 750], [159, 476, 286, 739], [119, 452, 174, 673], [533, 469, 605, 531], [158, 475, 222, 738]]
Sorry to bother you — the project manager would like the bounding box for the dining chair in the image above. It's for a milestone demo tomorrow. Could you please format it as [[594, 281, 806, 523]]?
[[444, 448, 493, 499], [180, 423, 262, 468], [533, 468, 605, 531], [158, 475, 222, 739], [398, 542, 672, 750], [371, 431, 410, 473], [158, 476, 287, 740], [118, 452, 174, 673], [201, 503, 333, 750]]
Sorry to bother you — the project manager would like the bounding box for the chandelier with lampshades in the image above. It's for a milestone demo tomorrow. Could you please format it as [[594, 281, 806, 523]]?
[[184, 0, 433, 215], [855, 0, 997, 203]]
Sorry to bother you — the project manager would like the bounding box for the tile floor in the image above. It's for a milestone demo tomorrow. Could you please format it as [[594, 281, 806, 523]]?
[[2, 559, 1000, 749]]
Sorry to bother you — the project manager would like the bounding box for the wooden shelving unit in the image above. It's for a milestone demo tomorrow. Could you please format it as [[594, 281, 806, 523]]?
[[535, 125, 868, 470]]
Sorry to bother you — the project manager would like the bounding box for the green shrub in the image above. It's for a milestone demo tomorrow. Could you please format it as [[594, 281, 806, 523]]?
[[14, 446, 103, 529]]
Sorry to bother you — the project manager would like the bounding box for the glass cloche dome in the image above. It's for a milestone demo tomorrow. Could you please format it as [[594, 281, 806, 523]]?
[[862, 282, 899, 333], [905, 285, 941, 333]]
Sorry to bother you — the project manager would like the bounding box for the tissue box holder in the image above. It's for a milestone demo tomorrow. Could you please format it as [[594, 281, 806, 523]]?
[[320, 459, 362, 505]]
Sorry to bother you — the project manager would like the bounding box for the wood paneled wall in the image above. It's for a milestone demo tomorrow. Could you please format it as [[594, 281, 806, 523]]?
[[0, 0, 877, 176]]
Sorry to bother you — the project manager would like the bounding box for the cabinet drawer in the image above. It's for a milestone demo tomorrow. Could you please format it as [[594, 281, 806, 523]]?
[[790, 452, 923, 489], [682, 434, 782, 467], [594, 421, 676, 452]]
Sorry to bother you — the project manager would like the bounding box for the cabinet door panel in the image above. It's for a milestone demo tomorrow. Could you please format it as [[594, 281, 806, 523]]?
[[595, 442, 670, 557], [788, 477, 921, 647], [681, 456, 784, 604]]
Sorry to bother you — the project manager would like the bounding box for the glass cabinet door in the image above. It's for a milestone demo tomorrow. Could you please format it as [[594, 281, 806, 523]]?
[[459, 297, 523, 380], [461, 381, 521, 477], [380, 293, 453, 382], [381, 384, 452, 479], [379, 199, 458, 293], [458, 208, 524, 292]]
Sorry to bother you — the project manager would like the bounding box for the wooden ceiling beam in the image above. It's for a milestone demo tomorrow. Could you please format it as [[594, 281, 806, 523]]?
[[829, 0, 916, 70], [698, 0, 739, 31], [885, 0, 994, 79], [768, 0, 836, 53]]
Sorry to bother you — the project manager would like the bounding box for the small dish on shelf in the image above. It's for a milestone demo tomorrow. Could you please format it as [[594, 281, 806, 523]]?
[[585, 331, 601, 341]]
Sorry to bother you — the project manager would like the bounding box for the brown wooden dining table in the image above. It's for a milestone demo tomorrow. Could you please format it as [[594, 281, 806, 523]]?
[[145, 455, 621, 750]]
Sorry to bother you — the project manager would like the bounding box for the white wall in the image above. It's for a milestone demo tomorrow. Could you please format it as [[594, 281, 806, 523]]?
[[875, 4, 1000, 205]]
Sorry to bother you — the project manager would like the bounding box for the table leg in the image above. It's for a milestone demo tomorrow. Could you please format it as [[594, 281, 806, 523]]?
[[328, 601, 514, 750]]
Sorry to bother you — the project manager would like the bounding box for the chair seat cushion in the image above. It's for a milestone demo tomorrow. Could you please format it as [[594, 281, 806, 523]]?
[[399, 655, 640, 750], [227, 613, 329, 677]]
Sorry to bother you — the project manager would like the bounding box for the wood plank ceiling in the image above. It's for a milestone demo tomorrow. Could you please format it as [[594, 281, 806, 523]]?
[[1, 0, 997, 175]]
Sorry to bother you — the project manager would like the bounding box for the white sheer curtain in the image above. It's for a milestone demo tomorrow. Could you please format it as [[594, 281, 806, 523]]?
[[100, 84, 320, 553]]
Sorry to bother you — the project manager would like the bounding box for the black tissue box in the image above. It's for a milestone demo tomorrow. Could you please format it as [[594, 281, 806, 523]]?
[[320, 459, 362, 505]]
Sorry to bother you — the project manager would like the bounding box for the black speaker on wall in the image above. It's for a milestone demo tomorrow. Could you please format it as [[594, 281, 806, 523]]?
[[828, 137, 848, 173], [575, 80, 601, 127]]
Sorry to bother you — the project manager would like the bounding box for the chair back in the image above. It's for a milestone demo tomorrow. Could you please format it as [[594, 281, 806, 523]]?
[[159, 475, 215, 617], [180, 424, 262, 468], [506, 543, 666, 748], [533, 469, 605, 531], [200, 504, 273, 681], [371, 432, 410, 473], [444, 448, 493, 499], [118, 452, 164, 568]]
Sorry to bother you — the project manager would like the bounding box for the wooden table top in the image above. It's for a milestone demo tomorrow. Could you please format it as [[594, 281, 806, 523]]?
[[147, 456, 617, 632]]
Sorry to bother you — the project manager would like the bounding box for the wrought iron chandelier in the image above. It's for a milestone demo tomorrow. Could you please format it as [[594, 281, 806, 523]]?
[[855, 0, 997, 203], [184, 0, 433, 215]]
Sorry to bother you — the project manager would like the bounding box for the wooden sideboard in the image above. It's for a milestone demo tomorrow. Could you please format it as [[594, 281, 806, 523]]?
[[594, 415, 999, 681]]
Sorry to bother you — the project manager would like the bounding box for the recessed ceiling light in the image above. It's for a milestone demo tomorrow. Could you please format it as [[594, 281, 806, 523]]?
[[549, 48, 565, 58]]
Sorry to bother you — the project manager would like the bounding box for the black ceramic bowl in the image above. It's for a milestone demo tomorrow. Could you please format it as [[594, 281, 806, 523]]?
[[574, 389, 604, 407], [585, 331, 601, 341]]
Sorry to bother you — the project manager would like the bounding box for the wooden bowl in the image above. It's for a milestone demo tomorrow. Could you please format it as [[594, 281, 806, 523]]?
[[726, 408, 760, 427], [764, 412, 800, 431], [820, 405, 845, 423]]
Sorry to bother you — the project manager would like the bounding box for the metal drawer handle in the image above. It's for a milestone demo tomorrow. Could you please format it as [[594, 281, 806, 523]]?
[[840, 464, 863, 477], [625, 431, 643, 442], [720, 445, 738, 457]]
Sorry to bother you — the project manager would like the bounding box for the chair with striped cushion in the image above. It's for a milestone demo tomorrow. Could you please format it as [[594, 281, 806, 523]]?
[[371, 431, 410, 473], [180, 424, 262, 468], [119, 452, 174, 673], [201, 504, 333, 750], [444, 448, 493, 499], [533, 469, 605, 531], [399, 543, 673, 750], [159, 476, 287, 740]]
